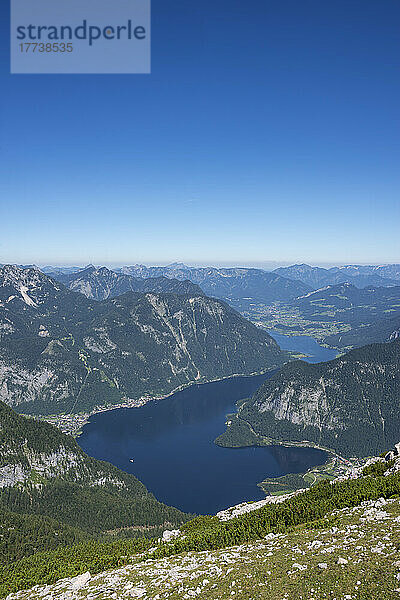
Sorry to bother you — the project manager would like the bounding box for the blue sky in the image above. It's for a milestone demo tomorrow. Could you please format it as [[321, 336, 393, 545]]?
[[1, 0, 399, 267]]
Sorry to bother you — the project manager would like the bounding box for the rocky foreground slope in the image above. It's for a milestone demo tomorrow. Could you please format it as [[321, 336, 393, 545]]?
[[7, 499, 399, 600], [4, 451, 400, 600]]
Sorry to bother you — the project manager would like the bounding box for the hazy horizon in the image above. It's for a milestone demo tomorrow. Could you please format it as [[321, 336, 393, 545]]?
[[3, 259, 399, 271]]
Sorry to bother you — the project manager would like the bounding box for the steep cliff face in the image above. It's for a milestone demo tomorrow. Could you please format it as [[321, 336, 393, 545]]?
[[0, 266, 284, 415], [256, 375, 342, 432], [218, 339, 400, 457]]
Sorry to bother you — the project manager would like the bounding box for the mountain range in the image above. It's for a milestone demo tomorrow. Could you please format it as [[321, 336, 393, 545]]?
[[217, 338, 400, 457], [27, 262, 400, 293], [119, 264, 312, 306], [0, 265, 284, 416], [274, 263, 400, 289], [2, 262, 400, 599], [52, 266, 204, 300], [38, 263, 400, 310], [333, 263, 400, 281]]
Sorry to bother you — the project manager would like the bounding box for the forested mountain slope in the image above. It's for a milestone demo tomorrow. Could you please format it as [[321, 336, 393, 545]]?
[[326, 313, 400, 349], [0, 399, 188, 543], [217, 339, 400, 457], [0, 265, 284, 415], [333, 263, 400, 281], [292, 282, 400, 328]]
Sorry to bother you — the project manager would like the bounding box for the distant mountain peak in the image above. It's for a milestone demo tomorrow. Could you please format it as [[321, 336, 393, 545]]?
[[93, 266, 114, 275], [167, 262, 188, 268], [0, 264, 51, 287]]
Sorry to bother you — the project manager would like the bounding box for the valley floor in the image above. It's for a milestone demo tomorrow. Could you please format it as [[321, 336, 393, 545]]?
[[7, 497, 400, 600], [241, 303, 351, 344]]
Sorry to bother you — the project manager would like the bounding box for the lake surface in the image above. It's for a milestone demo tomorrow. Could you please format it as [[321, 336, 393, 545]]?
[[269, 332, 338, 363], [79, 335, 332, 514]]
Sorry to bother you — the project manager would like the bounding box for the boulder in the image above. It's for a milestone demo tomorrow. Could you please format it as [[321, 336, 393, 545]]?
[[162, 529, 180, 543], [384, 442, 400, 461], [70, 572, 91, 590], [384, 457, 400, 476], [385, 451, 396, 461]]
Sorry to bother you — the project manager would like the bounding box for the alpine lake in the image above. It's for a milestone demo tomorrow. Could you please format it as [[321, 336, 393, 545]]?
[[78, 334, 337, 515]]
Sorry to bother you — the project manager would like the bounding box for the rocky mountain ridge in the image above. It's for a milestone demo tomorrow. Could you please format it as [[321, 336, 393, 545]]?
[[333, 263, 400, 281]]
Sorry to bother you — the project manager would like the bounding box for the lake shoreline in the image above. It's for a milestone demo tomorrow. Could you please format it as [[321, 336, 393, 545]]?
[[77, 368, 330, 514], [38, 366, 280, 437]]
